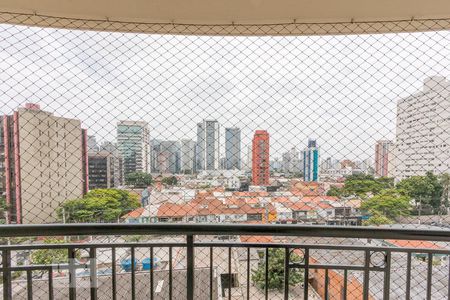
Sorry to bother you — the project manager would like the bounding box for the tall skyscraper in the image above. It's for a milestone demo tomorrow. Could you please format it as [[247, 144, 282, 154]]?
[[375, 140, 393, 177], [87, 135, 99, 152], [158, 141, 180, 174], [150, 139, 161, 173], [282, 147, 301, 173], [180, 139, 196, 174], [225, 127, 241, 170], [196, 120, 220, 171], [252, 130, 270, 186], [117, 120, 150, 176], [0, 104, 88, 224], [100, 141, 124, 187], [395, 77, 450, 181], [302, 139, 319, 182]]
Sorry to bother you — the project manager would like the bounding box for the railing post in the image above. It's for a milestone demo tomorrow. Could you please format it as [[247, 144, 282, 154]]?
[[68, 247, 77, 300], [187, 234, 195, 300], [2, 249, 12, 300], [90, 247, 97, 300], [284, 248, 289, 300]]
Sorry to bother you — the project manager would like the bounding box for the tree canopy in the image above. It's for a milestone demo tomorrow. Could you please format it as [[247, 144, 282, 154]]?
[[361, 188, 411, 221], [396, 172, 443, 214], [161, 176, 178, 186], [125, 172, 152, 188], [0, 196, 7, 224], [327, 174, 394, 198], [59, 189, 140, 223], [252, 248, 303, 290]]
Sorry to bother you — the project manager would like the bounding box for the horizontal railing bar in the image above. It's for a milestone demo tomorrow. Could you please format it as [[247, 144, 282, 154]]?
[[1, 263, 89, 272], [297, 264, 384, 271], [195, 242, 450, 254], [0, 224, 449, 241], [0, 242, 186, 250], [1, 241, 447, 254]]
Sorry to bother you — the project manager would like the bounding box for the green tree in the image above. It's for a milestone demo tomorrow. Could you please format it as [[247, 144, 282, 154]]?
[[59, 189, 140, 223], [86, 189, 140, 212], [252, 248, 303, 290], [343, 175, 394, 197], [162, 176, 178, 186], [396, 172, 443, 215], [363, 212, 393, 226], [31, 238, 79, 276], [0, 196, 7, 224], [326, 186, 345, 197], [125, 172, 152, 188], [439, 173, 450, 214], [361, 189, 411, 220]]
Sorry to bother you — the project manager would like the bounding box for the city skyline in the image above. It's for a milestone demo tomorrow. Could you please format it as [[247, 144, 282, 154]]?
[[3, 27, 449, 162]]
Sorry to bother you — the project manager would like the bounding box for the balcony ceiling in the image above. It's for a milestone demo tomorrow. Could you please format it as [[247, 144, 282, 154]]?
[[1, 0, 450, 35]]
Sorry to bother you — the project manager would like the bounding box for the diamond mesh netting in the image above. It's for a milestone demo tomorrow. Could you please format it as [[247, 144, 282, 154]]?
[[0, 13, 450, 300]]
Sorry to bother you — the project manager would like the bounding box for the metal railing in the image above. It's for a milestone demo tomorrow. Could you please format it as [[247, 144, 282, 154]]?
[[1, 224, 450, 299]]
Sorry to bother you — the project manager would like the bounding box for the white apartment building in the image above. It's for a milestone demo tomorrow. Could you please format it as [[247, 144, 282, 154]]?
[[196, 120, 220, 171], [395, 76, 450, 181], [1, 104, 88, 224]]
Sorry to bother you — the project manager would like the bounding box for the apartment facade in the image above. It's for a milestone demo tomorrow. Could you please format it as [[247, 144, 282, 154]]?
[[196, 120, 220, 171], [375, 140, 393, 177], [0, 104, 88, 224], [180, 139, 196, 174], [117, 120, 150, 176], [158, 140, 180, 174], [88, 150, 123, 190], [302, 139, 320, 182], [395, 76, 450, 181], [225, 127, 241, 170], [252, 130, 270, 186]]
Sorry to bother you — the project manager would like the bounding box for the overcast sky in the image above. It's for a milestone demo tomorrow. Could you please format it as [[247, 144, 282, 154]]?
[[1, 24, 449, 161]]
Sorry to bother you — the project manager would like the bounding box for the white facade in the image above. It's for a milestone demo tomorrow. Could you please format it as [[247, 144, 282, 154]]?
[[395, 77, 450, 181], [180, 139, 196, 173], [282, 147, 301, 173], [196, 120, 220, 171]]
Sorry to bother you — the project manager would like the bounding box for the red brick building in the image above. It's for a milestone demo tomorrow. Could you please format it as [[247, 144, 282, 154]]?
[[252, 130, 270, 186]]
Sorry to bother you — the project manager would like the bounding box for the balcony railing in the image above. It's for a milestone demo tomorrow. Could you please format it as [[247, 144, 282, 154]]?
[[1, 224, 449, 299]]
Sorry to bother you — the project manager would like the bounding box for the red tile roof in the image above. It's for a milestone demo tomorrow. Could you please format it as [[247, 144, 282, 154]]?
[[240, 236, 273, 243], [290, 202, 315, 211], [386, 239, 444, 250], [122, 207, 145, 218]]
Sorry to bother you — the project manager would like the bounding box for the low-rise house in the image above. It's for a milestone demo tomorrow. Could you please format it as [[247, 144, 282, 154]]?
[[121, 205, 160, 224], [290, 202, 317, 221], [273, 202, 293, 222]]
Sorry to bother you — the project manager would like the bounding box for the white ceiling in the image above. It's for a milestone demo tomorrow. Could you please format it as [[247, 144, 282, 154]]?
[[1, 0, 450, 35]]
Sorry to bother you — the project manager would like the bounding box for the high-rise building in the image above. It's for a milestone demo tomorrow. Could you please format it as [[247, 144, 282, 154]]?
[[87, 135, 99, 152], [196, 120, 220, 171], [395, 77, 450, 181], [282, 147, 301, 173], [243, 146, 252, 171], [252, 130, 270, 186], [270, 158, 282, 172], [100, 141, 124, 187], [0, 104, 88, 224], [88, 150, 123, 189], [302, 139, 319, 182], [150, 139, 161, 174], [225, 127, 241, 170], [180, 139, 196, 174], [375, 140, 393, 177], [158, 141, 180, 174], [117, 120, 150, 176]]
